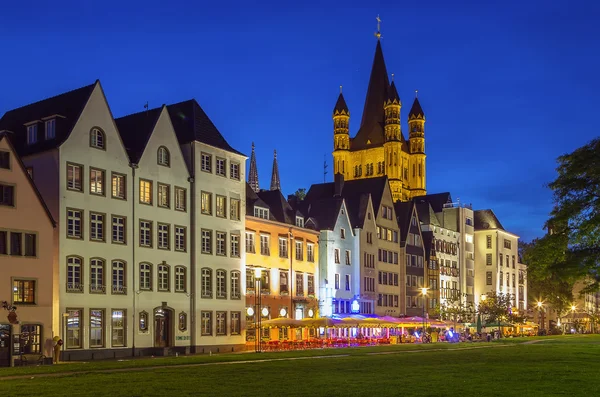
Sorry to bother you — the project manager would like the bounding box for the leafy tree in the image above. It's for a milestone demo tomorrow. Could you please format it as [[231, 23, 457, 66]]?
[[545, 137, 600, 292], [436, 294, 475, 328], [478, 291, 513, 323], [294, 188, 306, 200]]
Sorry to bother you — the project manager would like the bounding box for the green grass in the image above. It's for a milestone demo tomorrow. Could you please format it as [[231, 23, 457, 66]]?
[[1, 335, 599, 396]]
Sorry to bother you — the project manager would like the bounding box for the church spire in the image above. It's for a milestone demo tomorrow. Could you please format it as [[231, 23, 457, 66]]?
[[270, 149, 281, 191], [248, 142, 259, 193], [360, 35, 390, 129]]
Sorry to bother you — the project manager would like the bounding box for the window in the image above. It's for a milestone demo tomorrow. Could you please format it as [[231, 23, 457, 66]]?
[[24, 233, 36, 256], [486, 271, 492, 285], [157, 146, 170, 166], [201, 153, 212, 172], [111, 173, 126, 199], [254, 207, 269, 219], [112, 215, 126, 244], [45, 119, 56, 139], [280, 271, 289, 294], [139, 311, 148, 332], [245, 232, 255, 253], [175, 187, 186, 211], [230, 162, 240, 180], [201, 191, 212, 215], [231, 312, 241, 335], [90, 168, 105, 195], [217, 269, 227, 298], [0, 185, 16, 206], [140, 263, 152, 290], [260, 235, 270, 255], [307, 274, 315, 296], [201, 311, 212, 335], [178, 312, 187, 331], [307, 243, 315, 262], [139, 180, 152, 204], [111, 310, 126, 347], [66, 256, 83, 292], [66, 309, 82, 348], [67, 163, 83, 191], [231, 271, 241, 299], [296, 216, 304, 228], [486, 235, 492, 249], [90, 212, 105, 241], [345, 274, 350, 291], [175, 226, 186, 251], [112, 260, 126, 294], [486, 253, 492, 265], [345, 250, 351, 265], [512, 255, 516, 269], [139, 220, 152, 247], [335, 273, 340, 289], [231, 234, 240, 257], [27, 124, 37, 144], [158, 223, 170, 250], [0, 151, 9, 169], [230, 198, 241, 221], [201, 268, 212, 298], [12, 279, 35, 304], [216, 157, 226, 176], [216, 195, 227, 218], [158, 264, 170, 291], [90, 258, 105, 293], [279, 238, 288, 258], [201, 229, 212, 254], [175, 266, 187, 292], [90, 309, 104, 347], [90, 128, 105, 149], [465, 234, 473, 243], [334, 249, 340, 264], [504, 239, 512, 249], [158, 183, 170, 208], [295, 241, 303, 261], [0, 231, 6, 255], [512, 273, 516, 287], [340, 228, 346, 239], [296, 273, 304, 296], [216, 311, 227, 335], [20, 324, 41, 354]]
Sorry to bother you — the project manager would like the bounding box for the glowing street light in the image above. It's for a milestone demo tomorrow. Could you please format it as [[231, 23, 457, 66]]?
[[421, 288, 429, 337], [254, 268, 263, 353]]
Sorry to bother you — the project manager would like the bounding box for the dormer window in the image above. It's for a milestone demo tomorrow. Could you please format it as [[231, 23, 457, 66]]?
[[45, 119, 56, 139], [254, 207, 269, 219], [157, 146, 170, 167], [27, 124, 38, 145], [90, 128, 105, 149], [296, 216, 304, 228]]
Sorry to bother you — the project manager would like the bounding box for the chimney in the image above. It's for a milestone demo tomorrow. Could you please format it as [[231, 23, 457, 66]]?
[[334, 173, 344, 197]]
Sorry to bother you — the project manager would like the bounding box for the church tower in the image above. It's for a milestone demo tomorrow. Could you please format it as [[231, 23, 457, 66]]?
[[270, 149, 281, 191], [332, 88, 350, 179], [384, 78, 403, 201], [248, 142, 260, 193], [408, 93, 426, 197]]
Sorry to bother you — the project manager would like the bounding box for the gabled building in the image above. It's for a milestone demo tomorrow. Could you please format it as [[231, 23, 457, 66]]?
[[244, 182, 319, 341], [395, 201, 426, 317], [0, 133, 55, 366]]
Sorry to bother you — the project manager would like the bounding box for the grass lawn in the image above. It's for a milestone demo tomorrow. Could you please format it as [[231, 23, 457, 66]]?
[[1, 335, 599, 396]]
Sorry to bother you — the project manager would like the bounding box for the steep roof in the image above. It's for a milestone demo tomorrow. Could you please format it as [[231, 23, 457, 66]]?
[[413, 192, 452, 214], [421, 231, 434, 261], [0, 81, 96, 156], [248, 142, 259, 193], [474, 209, 505, 231], [304, 197, 344, 231], [333, 92, 349, 115], [394, 201, 415, 243], [269, 150, 281, 191], [166, 99, 244, 157], [245, 183, 273, 219], [351, 40, 389, 151], [257, 189, 294, 224], [409, 97, 425, 119], [386, 81, 400, 104], [414, 201, 441, 226], [114, 106, 163, 164], [0, 132, 56, 227]]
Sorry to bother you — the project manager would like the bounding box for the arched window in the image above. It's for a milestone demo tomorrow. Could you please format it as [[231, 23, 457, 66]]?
[[140, 262, 153, 291], [157, 263, 170, 291], [112, 260, 126, 294], [66, 256, 83, 292], [201, 267, 212, 298], [175, 266, 187, 292], [179, 312, 187, 331], [216, 269, 227, 298], [231, 271, 241, 299], [90, 258, 105, 293], [157, 146, 170, 166], [139, 311, 149, 332], [90, 128, 105, 149]]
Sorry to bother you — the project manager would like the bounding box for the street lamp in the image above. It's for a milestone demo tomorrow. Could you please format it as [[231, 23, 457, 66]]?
[[421, 288, 429, 335], [254, 268, 263, 353], [537, 301, 544, 331], [571, 304, 576, 333]]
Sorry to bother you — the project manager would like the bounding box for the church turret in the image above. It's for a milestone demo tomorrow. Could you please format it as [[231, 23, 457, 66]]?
[[408, 92, 426, 197], [384, 77, 403, 201], [270, 149, 281, 191], [332, 87, 350, 178], [248, 142, 260, 193]]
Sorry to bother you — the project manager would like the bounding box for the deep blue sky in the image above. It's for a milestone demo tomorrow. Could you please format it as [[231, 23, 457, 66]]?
[[1, 0, 599, 242]]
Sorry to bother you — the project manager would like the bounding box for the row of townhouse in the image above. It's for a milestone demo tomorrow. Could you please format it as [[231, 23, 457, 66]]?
[[0, 80, 247, 361]]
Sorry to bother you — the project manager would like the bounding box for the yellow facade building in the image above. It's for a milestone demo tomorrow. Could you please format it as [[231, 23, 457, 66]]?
[[332, 33, 426, 202]]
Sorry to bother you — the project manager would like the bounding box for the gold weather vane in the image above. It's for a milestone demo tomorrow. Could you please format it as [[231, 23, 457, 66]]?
[[415, 89, 418, 98], [375, 15, 382, 39]]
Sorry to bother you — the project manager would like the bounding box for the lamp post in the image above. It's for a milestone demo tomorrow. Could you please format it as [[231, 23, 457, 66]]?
[[571, 304, 576, 334], [254, 268, 263, 353], [289, 229, 294, 320], [537, 301, 544, 331], [421, 288, 429, 335]]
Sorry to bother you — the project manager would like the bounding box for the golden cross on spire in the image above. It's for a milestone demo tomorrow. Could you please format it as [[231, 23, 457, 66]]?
[[375, 15, 382, 39], [415, 89, 418, 98]]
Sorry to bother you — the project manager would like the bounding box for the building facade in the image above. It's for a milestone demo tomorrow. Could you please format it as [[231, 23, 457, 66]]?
[[332, 32, 427, 202], [0, 133, 55, 366]]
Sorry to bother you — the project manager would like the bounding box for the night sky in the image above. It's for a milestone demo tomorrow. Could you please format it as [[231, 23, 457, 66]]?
[[1, 0, 599, 242]]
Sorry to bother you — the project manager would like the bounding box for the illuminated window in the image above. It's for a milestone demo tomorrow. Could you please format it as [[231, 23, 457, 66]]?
[[111, 310, 126, 347], [13, 279, 35, 304], [139, 180, 152, 204], [90, 168, 104, 195]]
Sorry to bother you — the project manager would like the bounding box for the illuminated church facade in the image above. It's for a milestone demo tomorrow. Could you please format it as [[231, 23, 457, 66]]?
[[332, 26, 427, 202]]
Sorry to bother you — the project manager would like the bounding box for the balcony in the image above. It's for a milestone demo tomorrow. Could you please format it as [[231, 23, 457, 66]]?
[[66, 282, 83, 293], [112, 285, 127, 295], [90, 284, 106, 294]]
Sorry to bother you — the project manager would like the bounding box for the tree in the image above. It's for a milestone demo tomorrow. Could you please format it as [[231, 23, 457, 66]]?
[[294, 188, 306, 200], [478, 291, 513, 323], [546, 137, 600, 292], [436, 294, 475, 328]]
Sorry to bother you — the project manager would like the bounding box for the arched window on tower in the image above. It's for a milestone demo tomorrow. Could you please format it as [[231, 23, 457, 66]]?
[[394, 152, 398, 166]]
